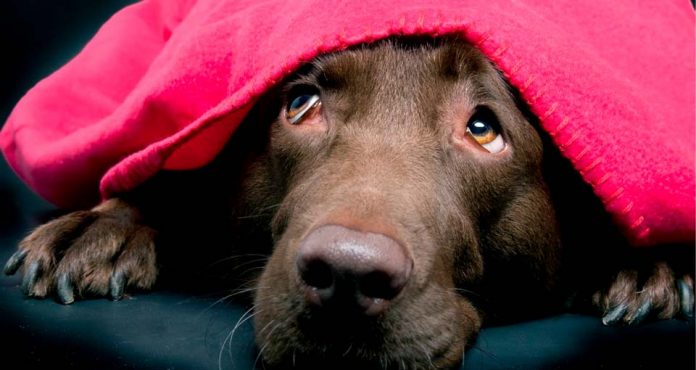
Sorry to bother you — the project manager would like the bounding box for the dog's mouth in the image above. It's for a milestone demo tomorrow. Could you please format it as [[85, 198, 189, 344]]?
[[252, 229, 479, 370], [253, 289, 475, 370]]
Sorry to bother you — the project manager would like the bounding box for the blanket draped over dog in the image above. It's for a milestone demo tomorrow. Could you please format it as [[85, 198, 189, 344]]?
[[1, 0, 693, 247]]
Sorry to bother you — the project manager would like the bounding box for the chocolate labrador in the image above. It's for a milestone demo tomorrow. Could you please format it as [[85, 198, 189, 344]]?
[[4, 38, 694, 369]]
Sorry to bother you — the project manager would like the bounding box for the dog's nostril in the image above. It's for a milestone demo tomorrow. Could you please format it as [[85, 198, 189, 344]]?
[[359, 271, 402, 300], [296, 224, 413, 316], [299, 259, 334, 290]]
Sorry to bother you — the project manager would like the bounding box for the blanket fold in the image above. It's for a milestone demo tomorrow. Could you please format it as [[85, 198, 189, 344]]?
[[1, 0, 694, 246]]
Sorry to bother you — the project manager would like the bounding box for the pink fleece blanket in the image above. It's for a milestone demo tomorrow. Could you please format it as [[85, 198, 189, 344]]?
[[1, 0, 693, 247]]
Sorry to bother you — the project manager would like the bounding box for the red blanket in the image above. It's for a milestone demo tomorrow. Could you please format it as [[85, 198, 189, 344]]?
[[1, 0, 693, 246]]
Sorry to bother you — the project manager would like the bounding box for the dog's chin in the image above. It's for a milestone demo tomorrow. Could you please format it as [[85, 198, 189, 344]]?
[[258, 330, 466, 370], [262, 350, 463, 370], [254, 296, 473, 370]]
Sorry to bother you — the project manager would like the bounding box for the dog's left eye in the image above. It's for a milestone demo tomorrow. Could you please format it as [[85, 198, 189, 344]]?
[[466, 109, 506, 153], [286, 94, 321, 124]]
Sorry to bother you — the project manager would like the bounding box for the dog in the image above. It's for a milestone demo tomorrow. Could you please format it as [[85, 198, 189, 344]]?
[[4, 38, 694, 369]]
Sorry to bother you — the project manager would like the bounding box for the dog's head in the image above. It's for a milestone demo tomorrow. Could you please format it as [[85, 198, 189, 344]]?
[[240, 38, 561, 369]]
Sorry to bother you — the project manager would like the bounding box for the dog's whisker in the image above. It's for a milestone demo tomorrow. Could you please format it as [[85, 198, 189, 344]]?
[[218, 325, 235, 370], [256, 318, 276, 339], [341, 343, 353, 357], [227, 258, 269, 272], [197, 285, 268, 316], [218, 265, 267, 281], [379, 353, 388, 370], [235, 266, 267, 278], [207, 254, 269, 268], [228, 286, 259, 297], [468, 344, 498, 361], [452, 287, 482, 298], [229, 277, 262, 291], [198, 285, 264, 313], [253, 325, 274, 369], [217, 305, 259, 370], [236, 203, 282, 220], [237, 213, 273, 220], [261, 203, 282, 210], [199, 294, 237, 317], [254, 320, 284, 369], [417, 343, 434, 370]]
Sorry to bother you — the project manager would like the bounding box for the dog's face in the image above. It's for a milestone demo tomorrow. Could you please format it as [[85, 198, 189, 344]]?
[[241, 39, 560, 369]]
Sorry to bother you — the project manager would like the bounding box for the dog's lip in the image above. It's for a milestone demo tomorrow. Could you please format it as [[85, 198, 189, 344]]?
[[264, 333, 459, 370], [302, 285, 393, 316], [358, 296, 390, 316]]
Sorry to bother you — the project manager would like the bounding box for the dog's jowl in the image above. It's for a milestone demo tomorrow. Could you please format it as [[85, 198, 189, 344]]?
[[5, 39, 694, 370]]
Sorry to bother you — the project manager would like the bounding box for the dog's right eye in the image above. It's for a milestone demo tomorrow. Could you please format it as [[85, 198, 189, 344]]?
[[286, 94, 321, 125]]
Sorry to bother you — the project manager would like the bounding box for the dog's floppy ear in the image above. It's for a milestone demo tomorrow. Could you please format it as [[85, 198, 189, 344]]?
[[499, 78, 612, 243]]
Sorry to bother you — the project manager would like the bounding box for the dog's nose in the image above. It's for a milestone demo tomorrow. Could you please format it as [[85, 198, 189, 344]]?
[[296, 224, 412, 316]]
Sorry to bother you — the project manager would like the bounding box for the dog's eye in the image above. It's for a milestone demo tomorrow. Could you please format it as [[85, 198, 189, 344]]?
[[286, 93, 321, 125], [466, 109, 505, 153]]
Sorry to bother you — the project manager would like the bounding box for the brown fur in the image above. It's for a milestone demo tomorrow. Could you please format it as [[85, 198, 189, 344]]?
[[6, 38, 693, 369], [12, 199, 156, 301]]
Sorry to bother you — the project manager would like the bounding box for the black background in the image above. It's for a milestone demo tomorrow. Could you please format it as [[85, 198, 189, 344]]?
[[0, 0, 138, 123]]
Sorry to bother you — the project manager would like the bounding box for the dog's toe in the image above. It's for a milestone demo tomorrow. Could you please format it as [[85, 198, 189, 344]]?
[[597, 269, 638, 326], [20, 261, 41, 297], [624, 298, 652, 325], [56, 273, 76, 305], [109, 271, 126, 301], [597, 262, 691, 326], [677, 276, 694, 318], [601, 303, 628, 325], [4, 249, 27, 275]]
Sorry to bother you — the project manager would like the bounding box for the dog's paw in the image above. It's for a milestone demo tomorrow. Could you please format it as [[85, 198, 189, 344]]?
[[3, 199, 156, 304], [593, 262, 694, 326]]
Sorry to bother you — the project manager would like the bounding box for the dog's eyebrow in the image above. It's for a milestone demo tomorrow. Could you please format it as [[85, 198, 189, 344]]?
[[282, 64, 321, 93], [432, 42, 508, 104], [470, 78, 502, 103], [463, 66, 513, 105], [283, 56, 349, 94]]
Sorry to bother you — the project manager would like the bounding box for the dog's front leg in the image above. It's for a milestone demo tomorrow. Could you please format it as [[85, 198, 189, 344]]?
[[3, 198, 157, 304]]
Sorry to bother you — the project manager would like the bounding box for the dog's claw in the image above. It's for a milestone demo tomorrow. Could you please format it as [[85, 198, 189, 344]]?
[[4, 249, 27, 275], [21, 261, 40, 296], [626, 298, 651, 325], [109, 271, 125, 301], [678, 279, 694, 318], [57, 273, 75, 304], [602, 303, 628, 326]]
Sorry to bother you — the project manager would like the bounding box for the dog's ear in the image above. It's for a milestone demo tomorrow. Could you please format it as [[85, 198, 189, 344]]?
[[496, 77, 625, 303], [501, 76, 616, 245]]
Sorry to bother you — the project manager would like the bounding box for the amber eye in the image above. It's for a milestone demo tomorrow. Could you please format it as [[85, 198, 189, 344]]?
[[286, 93, 321, 124], [466, 109, 506, 153]]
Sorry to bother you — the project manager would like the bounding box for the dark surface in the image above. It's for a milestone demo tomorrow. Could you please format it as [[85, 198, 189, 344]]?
[[1, 220, 694, 370], [0, 0, 140, 122], [0, 1, 694, 369]]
